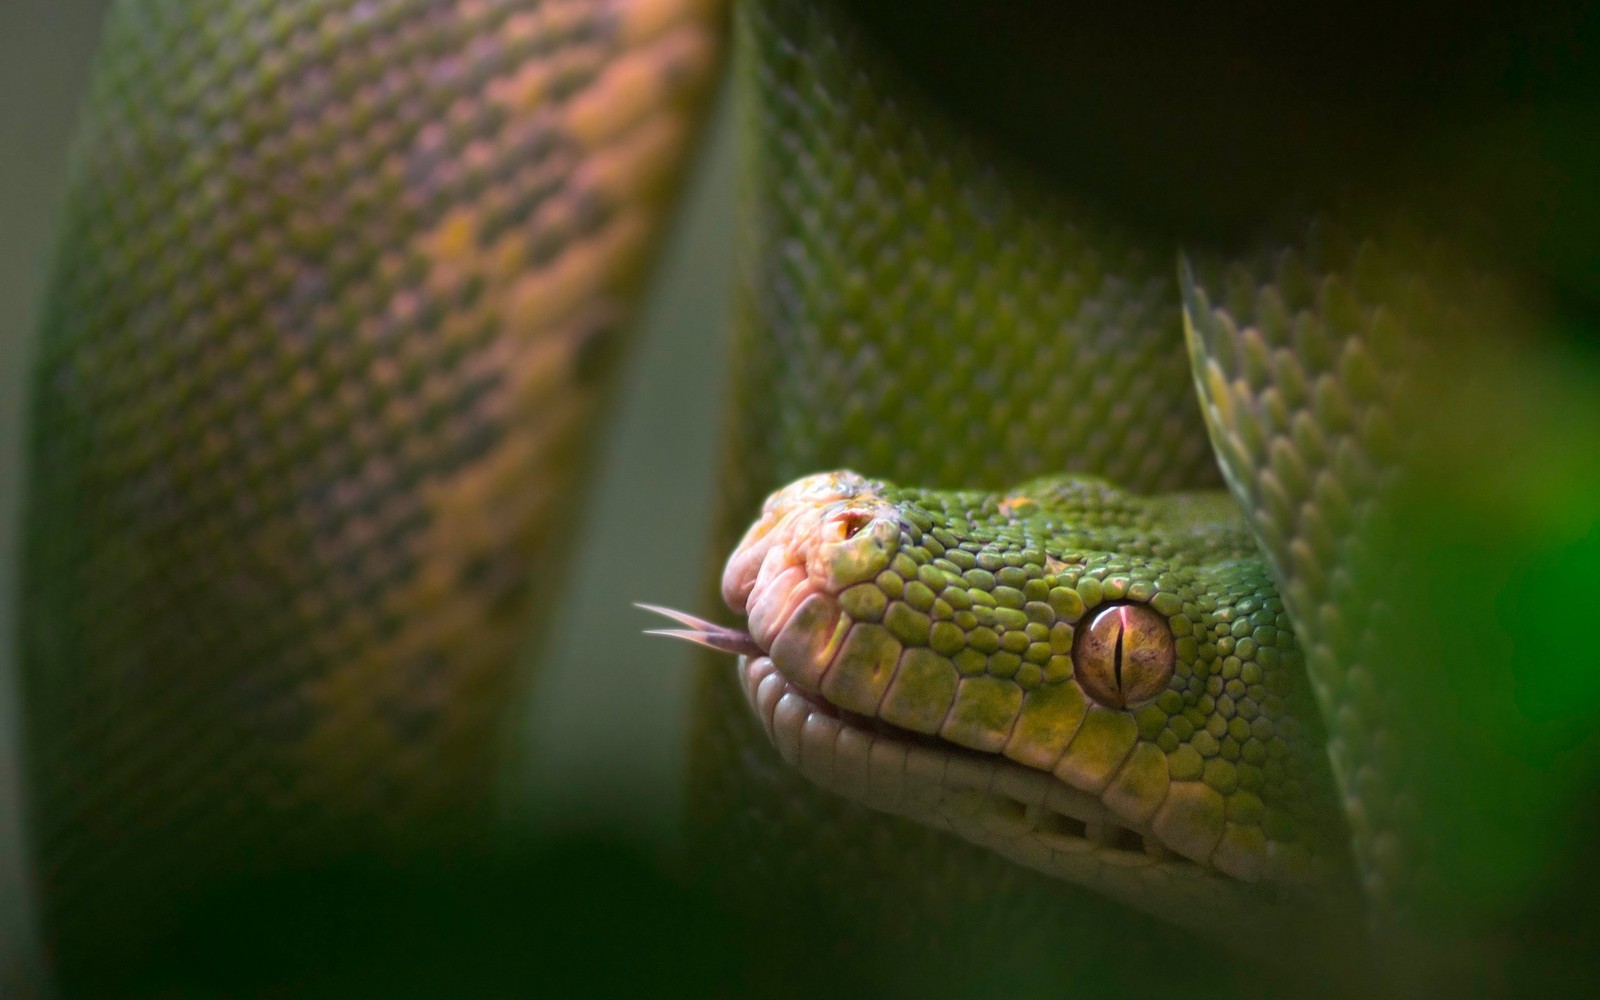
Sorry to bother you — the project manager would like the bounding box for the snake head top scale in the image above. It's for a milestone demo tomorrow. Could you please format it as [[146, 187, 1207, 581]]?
[[648, 469, 1358, 940]]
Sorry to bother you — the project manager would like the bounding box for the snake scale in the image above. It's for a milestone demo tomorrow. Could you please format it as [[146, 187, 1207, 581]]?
[[9, 0, 1600, 995]]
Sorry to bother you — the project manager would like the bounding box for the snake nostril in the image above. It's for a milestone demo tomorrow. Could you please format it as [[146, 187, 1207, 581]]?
[[828, 509, 873, 541], [816, 505, 897, 588]]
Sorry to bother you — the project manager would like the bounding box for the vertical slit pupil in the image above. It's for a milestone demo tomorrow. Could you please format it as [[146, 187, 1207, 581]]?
[[1112, 621, 1124, 694]]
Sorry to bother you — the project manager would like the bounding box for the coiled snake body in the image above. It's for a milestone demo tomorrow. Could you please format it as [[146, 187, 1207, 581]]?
[[11, 0, 1600, 995]]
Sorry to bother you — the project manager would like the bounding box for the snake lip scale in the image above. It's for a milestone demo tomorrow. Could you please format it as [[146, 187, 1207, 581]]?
[[741, 651, 1169, 859]]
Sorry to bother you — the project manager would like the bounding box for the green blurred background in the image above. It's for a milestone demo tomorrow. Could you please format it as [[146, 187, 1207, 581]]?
[[1, 2, 113, 979], [1, 2, 735, 989]]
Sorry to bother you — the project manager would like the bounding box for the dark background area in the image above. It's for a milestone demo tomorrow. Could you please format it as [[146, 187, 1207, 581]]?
[[847, 1, 1600, 304]]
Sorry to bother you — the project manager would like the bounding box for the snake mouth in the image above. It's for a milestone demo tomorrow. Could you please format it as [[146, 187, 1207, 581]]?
[[643, 605, 1171, 859], [739, 651, 1169, 855], [639, 603, 1306, 935], [731, 653, 1293, 929]]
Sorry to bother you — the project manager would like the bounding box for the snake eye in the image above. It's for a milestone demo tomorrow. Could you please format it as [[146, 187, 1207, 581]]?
[[1072, 603, 1175, 709]]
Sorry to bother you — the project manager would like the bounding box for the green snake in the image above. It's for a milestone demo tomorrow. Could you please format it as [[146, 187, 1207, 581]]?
[[9, 0, 1600, 995]]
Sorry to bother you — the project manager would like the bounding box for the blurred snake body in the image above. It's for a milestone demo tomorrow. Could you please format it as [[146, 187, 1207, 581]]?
[[15, 0, 1598, 990]]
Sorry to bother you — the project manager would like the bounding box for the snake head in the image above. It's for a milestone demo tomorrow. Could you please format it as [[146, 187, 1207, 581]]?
[[703, 470, 1356, 941]]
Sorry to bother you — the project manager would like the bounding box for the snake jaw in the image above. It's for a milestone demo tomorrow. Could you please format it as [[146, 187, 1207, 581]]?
[[732, 654, 1303, 940]]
